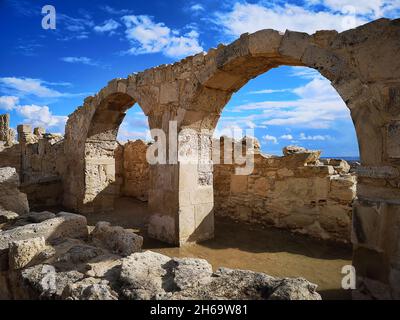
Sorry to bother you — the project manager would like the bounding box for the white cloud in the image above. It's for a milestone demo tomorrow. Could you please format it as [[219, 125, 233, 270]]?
[[249, 88, 289, 94], [17, 104, 67, 130], [299, 132, 332, 140], [94, 19, 120, 33], [234, 73, 349, 129], [61, 56, 98, 66], [311, 0, 400, 19], [263, 134, 278, 144], [280, 134, 293, 140], [214, 2, 370, 37], [0, 77, 65, 98], [0, 95, 67, 132], [190, 4, 205, 12], [0, 96, 19, 111], [121, 15, 204, 58], [290, 67, 321, 80], [57, 13, 95, 40], [0, 77, 87, 98], [100, 5, 132, 15]]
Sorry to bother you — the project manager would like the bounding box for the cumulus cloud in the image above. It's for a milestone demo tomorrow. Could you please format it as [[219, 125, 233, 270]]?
[[0, 95, 67, 131], [57, 13, 95, 40], [190, 4, 205, 12], [280, 134, 293, 140], [121, 15, 203, 58], [0, 96, 19, 111], [263, 134, 278, 144], [213, 2, 371, 37], [117, 107, 151, 142], [310, 0, 400, 19], [94, 19, 120, 34], [234, 73, 349, 129], [100, 5, 133, 15], [0, 77, 86, 98], [249, 88, 289, 94], [17, 104, 68, 130], [299, 132, 331, 140], [60, 56, 98, 66]]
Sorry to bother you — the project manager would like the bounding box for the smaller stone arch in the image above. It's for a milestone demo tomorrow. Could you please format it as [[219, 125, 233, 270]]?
[[63, 78, 152, 213]]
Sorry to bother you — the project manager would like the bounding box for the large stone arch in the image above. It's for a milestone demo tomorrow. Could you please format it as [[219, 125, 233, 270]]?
[[63, 18, 400, 298]]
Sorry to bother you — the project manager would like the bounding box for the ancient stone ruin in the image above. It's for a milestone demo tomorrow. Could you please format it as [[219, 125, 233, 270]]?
[[1, 18, 400, 299]]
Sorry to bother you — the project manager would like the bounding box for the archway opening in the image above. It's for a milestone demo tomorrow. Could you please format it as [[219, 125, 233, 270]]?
[[109, 103, 152, 230], [209, 65, 359, 299]]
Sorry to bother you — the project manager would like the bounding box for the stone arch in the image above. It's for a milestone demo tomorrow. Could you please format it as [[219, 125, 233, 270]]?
[[63, 18, 400, 298], [63, 78, 153, 214], [176, 18, 400, 299]]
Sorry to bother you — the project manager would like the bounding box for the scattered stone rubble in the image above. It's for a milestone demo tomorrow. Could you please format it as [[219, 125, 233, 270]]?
[[0, 173, 320, 300], [0, 214, 321, 300], [1, 17, 400, 299]]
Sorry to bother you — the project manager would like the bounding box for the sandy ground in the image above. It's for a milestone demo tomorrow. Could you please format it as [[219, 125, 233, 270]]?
[[84, 197, 352, 300]]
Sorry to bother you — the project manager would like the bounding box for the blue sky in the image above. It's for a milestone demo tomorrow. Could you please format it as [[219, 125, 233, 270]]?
[[1, 0, 399, 156]]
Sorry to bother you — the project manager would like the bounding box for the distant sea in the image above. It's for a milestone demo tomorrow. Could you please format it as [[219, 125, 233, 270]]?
[[321, 156, 360, 162]]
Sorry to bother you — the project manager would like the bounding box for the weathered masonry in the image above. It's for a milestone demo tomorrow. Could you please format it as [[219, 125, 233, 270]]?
[[0, 18, 400, 299]]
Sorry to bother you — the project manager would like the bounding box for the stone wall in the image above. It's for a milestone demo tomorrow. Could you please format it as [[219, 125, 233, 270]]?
[[214, 142, 356, 242], [119, 139, 356, 242], [116, 140, 150, 201]]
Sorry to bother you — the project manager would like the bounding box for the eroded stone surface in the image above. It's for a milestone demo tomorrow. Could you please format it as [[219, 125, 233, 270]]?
[[91, 221, 143, 256]]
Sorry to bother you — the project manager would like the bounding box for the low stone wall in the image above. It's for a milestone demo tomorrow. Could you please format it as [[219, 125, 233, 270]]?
[[214, 144, 356, 242], [0, 117, 65, 209], [116, 140, 150, 201], [119, 139, 356, 242]]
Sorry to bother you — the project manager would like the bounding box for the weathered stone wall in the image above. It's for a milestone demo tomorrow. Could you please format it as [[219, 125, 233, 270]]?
[[119, 139, 355, 242], [116, 140, 150, 201], [214, 141, 355, 242]]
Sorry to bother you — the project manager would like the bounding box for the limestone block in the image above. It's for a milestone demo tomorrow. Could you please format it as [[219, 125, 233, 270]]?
[[91, 221, 143, 256], [0, 212, 88, 257], [190, 187, 213, 205], [352, 201, 400, 253], [160, 82, 178, 104], [8, 236, 46, 270], [0, 167, 29, 215], [356, 166, 399, 179], [0, 209, 19, 223], [329, 175, 356, 201], [387, 121, 400, 158], [280, 214, 315, 229], [119, 251, 171, 299], [148, 214, 176, 244], [248, 29, 282, 57], [178, 205, 195, 239], [230, 175, 248, 193], [194, 202, 214, 239], [278, 31, 311, 61], [172, 257, 213, 290], [282, 145, 306, 155], [254, 177, 268, 196]]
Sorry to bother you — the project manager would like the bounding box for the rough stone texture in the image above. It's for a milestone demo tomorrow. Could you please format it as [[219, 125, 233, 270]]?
[[0, 167, 29, 215], [8, 237, 46, 270], [0, 212, 88, 271], [119, 250, 172, 299], [118, 140, 150, 201], [119, 140, 355, 242], [119, 251, 321, 300], [0, 114, 15, 146], [0, 209, 19, 223], [61, 18, 400, 296], [0, 18, 398, 298], [62, 277, 118, 300], [91, 221, 143, 256]]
